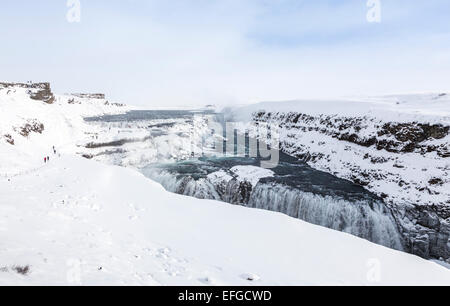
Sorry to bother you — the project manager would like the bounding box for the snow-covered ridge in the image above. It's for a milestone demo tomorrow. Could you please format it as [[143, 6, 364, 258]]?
[[232, 93, 450, 123], [231, 94, 450, 261]]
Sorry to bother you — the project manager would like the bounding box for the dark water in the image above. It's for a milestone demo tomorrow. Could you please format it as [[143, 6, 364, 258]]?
[[145, 154, 380, 203], [86, 110, 404, 251]]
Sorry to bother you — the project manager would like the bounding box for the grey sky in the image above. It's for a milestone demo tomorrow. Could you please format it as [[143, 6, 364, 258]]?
[[1, 0, 449, 107]]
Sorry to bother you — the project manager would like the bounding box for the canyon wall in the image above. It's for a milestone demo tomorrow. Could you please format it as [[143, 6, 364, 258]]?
[[248, 110, 450, 260]]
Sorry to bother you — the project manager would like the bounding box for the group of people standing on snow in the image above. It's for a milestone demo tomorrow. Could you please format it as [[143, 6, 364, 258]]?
[[44, 146, 57, 163]]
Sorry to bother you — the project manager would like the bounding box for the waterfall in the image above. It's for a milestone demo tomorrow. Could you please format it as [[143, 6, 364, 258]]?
[[144, 167, 404, 251], [248, 183, 403, 250], [145, 169, 222, 200]]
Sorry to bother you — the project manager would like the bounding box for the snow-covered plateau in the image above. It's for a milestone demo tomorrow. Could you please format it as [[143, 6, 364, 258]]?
[[1, 82, 450, 285]]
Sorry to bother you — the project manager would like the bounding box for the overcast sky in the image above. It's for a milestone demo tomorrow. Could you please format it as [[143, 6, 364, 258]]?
[[1, 0, 449, 107]]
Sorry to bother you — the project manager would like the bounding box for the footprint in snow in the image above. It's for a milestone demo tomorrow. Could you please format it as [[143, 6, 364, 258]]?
[[90, 204, 101, 211], [240, 273, 260, 282], [198, 277, 215, 285], [159, 248, 171, 255], [128, 203, 146, 213]]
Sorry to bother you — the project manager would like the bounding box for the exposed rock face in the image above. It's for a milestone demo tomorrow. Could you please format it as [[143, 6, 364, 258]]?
[[377, 123, 449, 156], [16, 120, 45, 137], [71, 93, 106, 99], [253, 112, 449, 158], [249, 111, 450, 260], [392, 204, 450, 259], [29, 83, 55, 104], [3, 134, 14, 145], [0, 82, 55, 104]]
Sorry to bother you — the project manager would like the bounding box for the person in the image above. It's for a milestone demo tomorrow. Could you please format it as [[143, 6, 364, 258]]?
[[44, 157, 47, 163], [47, 156, 50, 162]]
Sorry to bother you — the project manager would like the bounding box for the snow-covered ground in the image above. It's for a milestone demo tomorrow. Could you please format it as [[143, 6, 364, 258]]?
[[1, 83, 450, 285], [1, 155, 450, 285]]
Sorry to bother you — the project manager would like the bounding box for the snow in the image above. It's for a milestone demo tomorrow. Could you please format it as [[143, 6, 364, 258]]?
[[229, 166, 274, 187], [83, 114, 212, 168], [0, 87, 131, 175], [1, 155, 449, 285], [230, 94, 450, 207], [231, 93, 450, 124], [207, 170, 234, 185], [1, 85, 450, 285]]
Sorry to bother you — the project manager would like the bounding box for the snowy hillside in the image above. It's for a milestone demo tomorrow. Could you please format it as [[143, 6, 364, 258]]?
[[1, 83, 450, 285], [230, 93, 450, 261], [0, 82, 131, 175]]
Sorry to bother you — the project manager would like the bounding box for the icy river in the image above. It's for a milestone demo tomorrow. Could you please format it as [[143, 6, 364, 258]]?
[[85, 110, 404, 251]]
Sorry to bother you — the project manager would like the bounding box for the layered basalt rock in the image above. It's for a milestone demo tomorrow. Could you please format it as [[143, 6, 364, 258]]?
[[254, 112, 449, 158]]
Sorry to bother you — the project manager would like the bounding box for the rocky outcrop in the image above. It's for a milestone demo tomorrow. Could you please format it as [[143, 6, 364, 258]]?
[[0, 82, 55, 104], [16, 120, 45, 137], [29, 83, 55, 104], [392, 204, 450, 260], [3, 134, 14, 145], [71, 93, 106, 99]]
